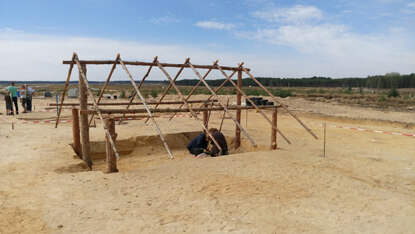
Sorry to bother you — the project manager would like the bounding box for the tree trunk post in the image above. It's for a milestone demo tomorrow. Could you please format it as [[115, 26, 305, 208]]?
[[235, 69, 242, 149], [271, 108, 278, 150], [72, 108, 81, 158], [105, 118, 118, 173], [79, 64, 92, 169]]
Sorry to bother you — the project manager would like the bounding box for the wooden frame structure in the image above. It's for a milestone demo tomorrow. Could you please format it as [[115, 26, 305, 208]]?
[[55, 53, 317, 172]]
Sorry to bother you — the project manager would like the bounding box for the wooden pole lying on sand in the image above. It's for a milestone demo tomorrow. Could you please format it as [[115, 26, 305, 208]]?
[[72, 108, 81, 158], [105, 118, 118, 173]]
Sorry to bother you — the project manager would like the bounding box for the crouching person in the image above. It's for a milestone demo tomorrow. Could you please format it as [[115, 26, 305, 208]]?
[[187, 132, 209, 157], [209, 128, 228, 157]]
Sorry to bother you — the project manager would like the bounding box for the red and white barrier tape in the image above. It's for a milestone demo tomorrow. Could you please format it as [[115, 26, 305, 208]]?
[[304, 121, 415, 138], [13, 119, 73, 124], [30, 109, 70, 113]]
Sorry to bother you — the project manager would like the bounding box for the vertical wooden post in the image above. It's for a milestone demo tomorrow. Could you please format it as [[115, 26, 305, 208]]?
[[105, 118, 118, 173], [203, 102, 208, 129], [235, 69, 242, 149], [72, 108, 81, 158], [271, 108, 278, 150], [78, 64, 92, 169]]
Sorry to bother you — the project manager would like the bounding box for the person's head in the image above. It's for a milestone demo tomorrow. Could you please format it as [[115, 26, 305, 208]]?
[[21, 85, 26, 89], [208, 128, 218, 134], [11, 82, 15, 86]]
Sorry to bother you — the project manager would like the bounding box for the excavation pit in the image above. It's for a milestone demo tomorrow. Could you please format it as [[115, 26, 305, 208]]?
[[70, 131, 268, 172]]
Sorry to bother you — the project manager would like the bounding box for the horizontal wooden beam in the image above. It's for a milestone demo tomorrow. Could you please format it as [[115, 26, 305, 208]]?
[[49, 100, 218, 106], [80, 105, 280, 114], [62, 60, 250, 71]]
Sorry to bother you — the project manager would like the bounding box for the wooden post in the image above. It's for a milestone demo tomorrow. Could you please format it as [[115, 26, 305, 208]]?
[[105, 118, 118, 173], [72, 108, 81, 158], [271, 108, 278, 150], [235, 69, 242, 149], [78, 64, 92, 169], [203, 102, 208, 128]]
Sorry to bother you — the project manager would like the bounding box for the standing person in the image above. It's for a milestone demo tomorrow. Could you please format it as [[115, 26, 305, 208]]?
[[20, 85, 28, 113], [6, 82, 18, 115], [208, 128, 228, 157], [4, 91, 13, 115], [26, 85, 34, 112]]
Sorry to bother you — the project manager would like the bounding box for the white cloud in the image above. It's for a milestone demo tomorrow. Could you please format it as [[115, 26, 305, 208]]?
[[195, 21, 235, 30], [252, 5, 322, 24], [403, 2, 415, 14], [148, 16, 181, 24]]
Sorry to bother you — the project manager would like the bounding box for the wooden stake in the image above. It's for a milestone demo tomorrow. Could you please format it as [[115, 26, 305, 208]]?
[[271, 108, 278, 150], [323, 123, 326, 157], [246, 109, 248, 127], [55, 53, 75, 128], [216, 64, 291, 144], [242, 66, 318, 140], [235, 69, 242, 149], [156, 59, 223, 152], [105, 118, 118, 173], [118, 56, 158, 125], [72, 108, 81, 158], [119, 57, 174, 159], [88, 54, 120, 126], [78, 63, 92, 168], [188, 62, 257, 147]]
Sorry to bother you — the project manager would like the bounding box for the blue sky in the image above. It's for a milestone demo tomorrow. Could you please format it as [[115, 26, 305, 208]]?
[[0, 0, 414, 81]]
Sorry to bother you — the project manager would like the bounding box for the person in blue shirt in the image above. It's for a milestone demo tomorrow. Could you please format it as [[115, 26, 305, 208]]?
[[186, 132, 209, 156]]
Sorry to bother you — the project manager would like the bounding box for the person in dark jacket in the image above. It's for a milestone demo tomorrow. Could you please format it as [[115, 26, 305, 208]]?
[[186, 132, 209, 156], [209, 128, 228, 157]]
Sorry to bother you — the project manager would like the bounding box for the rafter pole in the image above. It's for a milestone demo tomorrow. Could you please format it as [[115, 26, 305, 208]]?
[[168, 60, 218, 121], [74, 54, 121, 162], [188, 62, 257, 147], [118, 56, 158, 125], [55, 53, 75, 128], [217, 64, 291, 144], [119, 57, 174, 159], [88, 53, 120, 126], [144, 58, 190, 123], [242, 66, 318, 140], [156, 59, 223, 152]]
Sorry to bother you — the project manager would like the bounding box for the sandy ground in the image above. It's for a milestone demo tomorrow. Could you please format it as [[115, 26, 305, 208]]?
[[0, 96, 414, 233]]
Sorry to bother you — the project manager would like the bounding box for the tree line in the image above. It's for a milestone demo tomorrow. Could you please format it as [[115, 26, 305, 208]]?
[[173, 73, 415, 89]]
